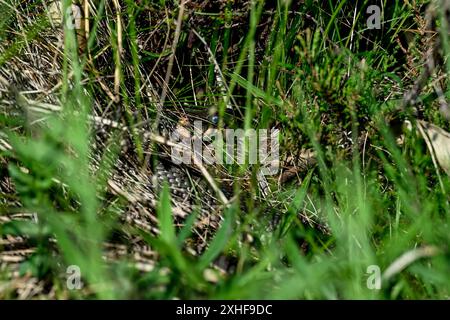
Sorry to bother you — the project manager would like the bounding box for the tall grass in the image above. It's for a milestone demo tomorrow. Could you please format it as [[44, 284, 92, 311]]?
[[0, 0, 449, 299]]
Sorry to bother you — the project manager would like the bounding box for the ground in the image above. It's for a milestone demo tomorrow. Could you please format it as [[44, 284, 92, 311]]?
[[0, 0, 449, 299]]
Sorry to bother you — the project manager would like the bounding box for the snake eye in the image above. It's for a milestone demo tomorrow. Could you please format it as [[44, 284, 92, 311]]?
[[211, 114, 219, 125]]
